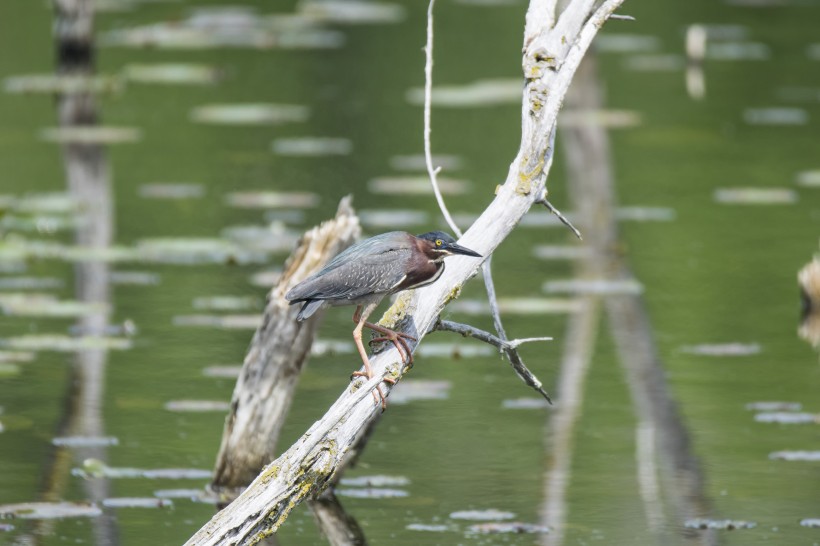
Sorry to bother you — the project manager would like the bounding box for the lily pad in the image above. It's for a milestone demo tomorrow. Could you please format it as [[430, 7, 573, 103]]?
[[101, 497, 173, 509], [136, 238, 267, 265], [714, 187, 798, 204], [0, 363, 21, 378], [4, 74, 123, 94], [745, 401, 802, 411], [389, 154, 463, 171], [1, 335, 132, 352], [768, 450, 820, 461], [795, 170, 820, 187], [340, 475, 410, 487], [311, 339, 355, 356], [75, 458, 212, 480], [359, 209, 429, 228], [172, 314, 262, 329], [0, 501, 101, 519], [684, 519, 757, 530], [123, 63, 219, 85], [190, 103, 309, 125], [596, 34, 660, 53], [192, 296, 260, 311], [389, 379, 451, 404], [368, 176, 471, 195], [532, 245, 591, 260], [271, 137, 352, 156], [679, 343, 761, 356], [754, 412, 820, 424], [502, 398, 552, 410], [415, 343, 494, 358], [543, 279, 644, 295], [110, 271, 161, 285], [225, 191, 319, 209], [800, 518, 820, 528], [743, 108, 808, 126], [40, 126, 142, 144], [335, 488, 409, 499], [0, 351, 35, 363], [559, 109, 641, 128], [138, 183, 205, 199], [624, 54, 685, 72], [2, 298, 108, 318], [407, 78, 521, 107], [450, 509, 516, 521], [708, 42, 770, 60], [449, 298, 582, 315], [406, 523, 453, 532], [298, 1, 405, 24], [52, 436, 119, 447], [202, 365, 242, 378], [164, 400, 231, 412], [468, 522, 551, 534]]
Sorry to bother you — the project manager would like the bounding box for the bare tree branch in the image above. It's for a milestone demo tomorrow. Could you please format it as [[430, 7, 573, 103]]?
[[184, 1, 625, 543]]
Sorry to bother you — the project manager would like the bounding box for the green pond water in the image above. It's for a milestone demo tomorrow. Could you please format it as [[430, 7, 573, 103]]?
[[0, 0, 818, 545]]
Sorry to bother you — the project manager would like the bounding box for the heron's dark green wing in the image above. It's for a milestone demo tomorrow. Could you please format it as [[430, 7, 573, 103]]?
[[314, 231, 410, 276], [285, 243, 414, 302]]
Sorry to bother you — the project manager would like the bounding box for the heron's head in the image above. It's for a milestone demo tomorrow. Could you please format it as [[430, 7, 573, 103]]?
[[415, 231, 482, 261]]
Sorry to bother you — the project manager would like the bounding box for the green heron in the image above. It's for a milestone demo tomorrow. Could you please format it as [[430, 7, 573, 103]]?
[[285, 230, 481, 405]]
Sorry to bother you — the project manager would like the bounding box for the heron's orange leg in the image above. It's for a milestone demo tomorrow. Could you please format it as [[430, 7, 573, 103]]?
[[365, 322, 416, 366], [350, 304, 389, 409]]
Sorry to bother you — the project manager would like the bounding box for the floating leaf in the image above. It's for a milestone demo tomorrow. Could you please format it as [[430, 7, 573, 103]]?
[[164, 400, 231, 412], [172, 314, 262, 329], [389, 154, 463, 171], [795, 170, 820, 187], [368, 176, 471, 195], [532, 245, 591, 260], [191, 103, 309, 125], [0, 502, 101, 519], [359, 209, 429, 228], [136, 238, 267, 265], [679, 343, 761, 356], [768, 450, 820, 461], [616, 207, 677, 222], [123, 63, 219, 85], [714, 187, 798, 204], [4, 74, 123, 94], [202, 365, 242, 378], [468, 522, 551, 534], [40, 126, 142, 144], [543, 279, 644, 295], [1, 335, 132, 352], [596, 34, 660, 53], [559, 109, 641, 128], [271, 137, 352, 156], [110, 271, 161, 285], [52, 436, 119, 447], [311, 339, 354, 356], [299, 1, 406, 24], [800, 518, 820, 528], [225, 191, 319, 209], [754, 412, 820, 424], [75, 458, 212, 480], [406, 523, 453, 532], [450, 509, 516, 521], [389, 380, 451, 405], [708, 42, 770, 60], [624, 54, 685, 72], [2, 297, 108, 318], [502, 398, 552, 410], [407, 78, 520, 107], [415, 343, 494, 358], [745, 401, 802, 411], [340, 475, 410, 487], [450, 298, 582, 315], [684, 519, 757, 530], [101, 497, 173, 509], [192, 296, 260, 311], [221, 225, 300, 252], [153, 488, 209, 500], [138, 183, 205, 199], [743, 108, 809, 126], [335, 488, 409, 499]]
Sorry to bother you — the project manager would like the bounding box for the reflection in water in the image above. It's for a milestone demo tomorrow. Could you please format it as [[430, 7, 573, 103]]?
[[541, 52, 715, 546], [798, 258, 820, 348], [43, 0, 118, 544]]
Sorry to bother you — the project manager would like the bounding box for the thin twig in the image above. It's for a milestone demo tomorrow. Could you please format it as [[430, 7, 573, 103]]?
[[434, 320, 553, 403], [423, 0, 461, 238], [434, 319, 552, 351], [536, 193, 583, 240]]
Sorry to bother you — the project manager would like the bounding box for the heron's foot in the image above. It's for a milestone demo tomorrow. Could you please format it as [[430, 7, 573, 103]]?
[[350, 370, 394, 410], [366, 326, 416, 366]]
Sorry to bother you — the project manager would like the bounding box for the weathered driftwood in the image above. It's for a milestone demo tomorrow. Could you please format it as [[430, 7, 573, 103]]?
[[211, 198, 361, 495], [540, 53, 714, 546], [184, 1, 626, 544]]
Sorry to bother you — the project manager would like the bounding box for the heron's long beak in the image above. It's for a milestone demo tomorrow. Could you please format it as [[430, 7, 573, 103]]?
[[447, 242, 482, 258]]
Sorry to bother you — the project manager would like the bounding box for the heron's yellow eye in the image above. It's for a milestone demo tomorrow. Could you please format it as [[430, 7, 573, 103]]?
[[435, 239, 443, 247]]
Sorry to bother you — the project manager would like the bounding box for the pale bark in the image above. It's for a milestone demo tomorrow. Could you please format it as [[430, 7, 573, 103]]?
[[211, 198, 361, 494], [184, 1, 627, 543]]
